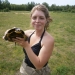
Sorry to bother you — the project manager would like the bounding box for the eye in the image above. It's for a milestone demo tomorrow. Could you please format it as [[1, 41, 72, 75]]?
[[32, 16, 37, 20], [40, 17, 44, 20]]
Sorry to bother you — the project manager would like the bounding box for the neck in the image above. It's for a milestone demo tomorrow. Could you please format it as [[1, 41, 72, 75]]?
[[35, 29, 45, 37]]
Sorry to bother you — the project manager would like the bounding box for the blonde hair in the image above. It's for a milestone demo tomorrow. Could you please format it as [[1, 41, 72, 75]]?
[[30, 4, 52, 30]]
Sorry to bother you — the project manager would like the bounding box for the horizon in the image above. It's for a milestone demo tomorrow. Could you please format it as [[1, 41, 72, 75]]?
[[8, 0, 75, 6]]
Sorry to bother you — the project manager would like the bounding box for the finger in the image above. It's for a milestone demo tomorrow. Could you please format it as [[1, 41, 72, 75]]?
[[12, 37, 25, 46], [16, 37, 23, 40]]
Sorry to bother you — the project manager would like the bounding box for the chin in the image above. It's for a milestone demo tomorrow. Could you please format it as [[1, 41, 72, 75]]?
[[35, 27, 42, 30]]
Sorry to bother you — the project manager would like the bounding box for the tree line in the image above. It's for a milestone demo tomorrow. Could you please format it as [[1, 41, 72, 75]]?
[[0, 0, 75, 13]]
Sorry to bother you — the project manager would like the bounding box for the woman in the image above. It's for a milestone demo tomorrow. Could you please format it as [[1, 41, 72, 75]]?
[[14, 4, 54, 75]]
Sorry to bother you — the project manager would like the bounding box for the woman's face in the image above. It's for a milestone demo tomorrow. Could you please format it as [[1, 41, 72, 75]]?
[[31, 10, 47, 30]]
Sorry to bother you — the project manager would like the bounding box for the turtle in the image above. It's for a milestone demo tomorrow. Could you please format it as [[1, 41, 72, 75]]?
[[3, 27, 28, 42]]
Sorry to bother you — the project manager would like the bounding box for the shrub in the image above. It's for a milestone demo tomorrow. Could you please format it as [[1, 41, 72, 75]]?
[[71, 9, 75, 13], [3, 8, 10, 12]]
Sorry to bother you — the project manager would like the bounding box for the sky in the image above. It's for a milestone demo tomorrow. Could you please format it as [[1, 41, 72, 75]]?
[[8, 0, 75, 6]]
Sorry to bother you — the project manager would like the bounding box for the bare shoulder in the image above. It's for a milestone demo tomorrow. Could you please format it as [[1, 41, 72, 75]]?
[[24, 29, 34, 37], [47, 32, 54, 43], [42, 32, 54, 46]]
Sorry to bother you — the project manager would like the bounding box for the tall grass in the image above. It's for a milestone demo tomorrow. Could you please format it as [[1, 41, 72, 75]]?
[[0, 11, 75, 75]]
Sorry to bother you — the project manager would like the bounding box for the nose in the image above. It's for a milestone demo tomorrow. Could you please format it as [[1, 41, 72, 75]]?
[[36, 18, 39, 22]]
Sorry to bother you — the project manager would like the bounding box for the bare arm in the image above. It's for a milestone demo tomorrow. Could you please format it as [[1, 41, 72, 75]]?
[[24, 36, 54, 69]]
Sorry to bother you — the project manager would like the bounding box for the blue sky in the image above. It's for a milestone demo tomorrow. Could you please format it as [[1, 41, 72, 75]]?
[[8, 0, 75, 6]]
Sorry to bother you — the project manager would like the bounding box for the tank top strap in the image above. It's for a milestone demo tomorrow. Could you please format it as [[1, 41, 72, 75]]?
[[28, 31, 35, 43], [39, 29, 45, 43], [28, 30, 45, 43]]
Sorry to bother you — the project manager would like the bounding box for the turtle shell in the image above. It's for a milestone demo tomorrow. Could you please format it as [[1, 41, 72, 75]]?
[[3, 27, 28, 42]]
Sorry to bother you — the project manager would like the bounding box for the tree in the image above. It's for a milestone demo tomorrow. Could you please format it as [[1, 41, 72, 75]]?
[[2, 0, 10, 9], [26, 2, 35, 11], [50, 4, 57, 11], [0, 0, 2, 10], [42, 2, 49, 10], [0, 0, 1, 9]]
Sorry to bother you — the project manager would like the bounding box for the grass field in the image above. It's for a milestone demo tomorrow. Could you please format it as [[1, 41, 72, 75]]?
[[0, 11, 75, 75]]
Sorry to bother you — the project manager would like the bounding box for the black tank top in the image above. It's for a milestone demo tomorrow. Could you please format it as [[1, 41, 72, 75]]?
[[23, 30, 48, 68]]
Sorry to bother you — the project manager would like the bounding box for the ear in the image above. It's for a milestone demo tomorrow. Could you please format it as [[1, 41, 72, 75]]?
[[45, 18, 49, 25], [46, 18, 50, 22]]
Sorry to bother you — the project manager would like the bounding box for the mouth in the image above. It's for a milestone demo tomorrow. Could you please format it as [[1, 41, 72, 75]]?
[[35, 23, 41, 26]]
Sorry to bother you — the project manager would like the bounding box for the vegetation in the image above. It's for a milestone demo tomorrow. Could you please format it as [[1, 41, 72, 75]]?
[[0, 0, 75, 13], [0, 11, 75, 75]]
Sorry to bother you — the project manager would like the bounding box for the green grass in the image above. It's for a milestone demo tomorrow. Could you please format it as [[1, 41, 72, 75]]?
[[0, 11, 75, 75]]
